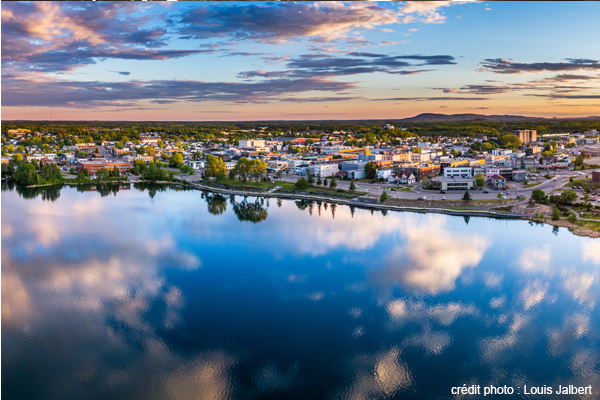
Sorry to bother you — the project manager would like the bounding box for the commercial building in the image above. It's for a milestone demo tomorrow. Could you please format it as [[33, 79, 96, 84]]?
[[514, 130, 537, 143], [443, 167, 473, 178], [77, 161, 131, 175], [410, 152, 431, 163], [593, 171, 600, 183], [75, 143, 97, 153], [313, 163, 339, 177], [395, 164, 440, 181], [431, 177, 475, 191]]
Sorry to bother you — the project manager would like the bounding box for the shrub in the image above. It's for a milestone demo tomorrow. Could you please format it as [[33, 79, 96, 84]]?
[[295, 177, 309, 190], [567, 213, 577, 224], [380, 191, 388, 202], [551, 207, 560, 221]]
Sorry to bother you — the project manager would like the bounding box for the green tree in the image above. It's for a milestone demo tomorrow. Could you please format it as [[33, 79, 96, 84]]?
[[180, 164, 193, 174], [329, 176, 337, 189], [249, 159, 267, 182], [349, 178, 356, 192], [551, 207, 560, 221], [560, 190, 578, 205], [567, 213, 577, 224], [463, 190, 471, 201], [474, 173, 486, 189], [205, 154, 227, 181], [364, 161, 378, 180], [169, 152, 184, 167], [40, 163, 63, 183], [295, 177, 309, 189], [574, 155, 584, 169], [421, 176, 429, 189], [12, 154, 23, 163], [497, 192, 503, 200], [499, 134, 522, 148], [323, 177, 328, 187], [307, 174, 315, 185], [317, 177, 322, 186], [380, 191, 388, 202], [531, 189, 547, 202], [1, 162, 15, 178], [14, 162, 39, 185]]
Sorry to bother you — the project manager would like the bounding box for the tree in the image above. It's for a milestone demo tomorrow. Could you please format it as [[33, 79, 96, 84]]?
[[567, 213, 577, 224], [169, 152, 184, 167], [1, 162, 15, 178], [317, 177, 322, 186], [180, 164, 193, 175], [499, 134, 522, 148], [463, 190, 471, 201], [497, 192, 503, 200], [583, 193, 591, 205], [295, 177, 309, 189], [329, 176, 337, 189], [307, 174, 315, 185], [249, 159, 267, 182], [349, 178, 356, 192], [560, 190, 578, 205], [380, 191, 388, 202], [205, 154, 227, 180], [474, 173, 486, 189], [14, 162, 39, 185], [40, 163, 63, 183], [551, 207, 560, 221], [12, 154, 23, 163], [234, 158, 251, 182], [523, 177, 529, 185], [323, 177, 328, 187], [364, 161, 378, 180], [421, 176, 429, 189], [574, 154, 584, 169], [531, 189, 547, 202]]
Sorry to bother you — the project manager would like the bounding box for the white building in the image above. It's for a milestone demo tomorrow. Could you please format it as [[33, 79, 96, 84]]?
[[239, 139, 265, 148], [443, 167, 473, 178], [313, 163, 339, 177], [377, 169, 393, 180]]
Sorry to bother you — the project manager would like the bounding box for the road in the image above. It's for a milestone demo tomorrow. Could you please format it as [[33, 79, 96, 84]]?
[[272, 172, 582, 202]]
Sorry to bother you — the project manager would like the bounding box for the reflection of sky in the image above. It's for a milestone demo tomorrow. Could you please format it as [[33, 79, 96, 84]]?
[[2, 185, 600, 399]]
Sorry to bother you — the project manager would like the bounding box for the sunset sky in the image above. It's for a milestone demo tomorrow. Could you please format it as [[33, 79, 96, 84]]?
[[2, 1, 600, 121]]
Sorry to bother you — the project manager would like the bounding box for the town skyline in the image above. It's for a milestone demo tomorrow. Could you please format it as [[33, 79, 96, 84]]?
[[2, 1, 600, 121]]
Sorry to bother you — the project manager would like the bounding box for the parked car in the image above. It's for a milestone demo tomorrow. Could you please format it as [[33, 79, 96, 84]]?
[[442, 196, 446, 200], [440, 190, 446, 194], [483, 190, 489, 194]]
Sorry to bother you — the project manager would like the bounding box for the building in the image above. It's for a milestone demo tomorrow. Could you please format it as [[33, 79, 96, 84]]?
[[431, 177, 475, 191], [377, 169, 393, 180], [77, 161, 131, 175], [313, 163, 339, 177], [443, 167, 473, 178], [239, 139, 266, 148], [395, 164, 440, 181], [267, 160, 289, 171], [75, 143, 97, 153], [490, 175, 507, 189], [7, 129, 30, 137], [389, 173, 416, 184], [592, 171, 600, 183], [140, 135, 161, 145], [514, 130, 537, 143], [410, 152, 431, 163]]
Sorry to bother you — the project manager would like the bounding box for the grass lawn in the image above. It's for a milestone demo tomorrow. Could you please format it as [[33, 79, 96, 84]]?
[[470, 198, 517, 203], [399, 186, 415, 192], [575, 219, 600, 232]]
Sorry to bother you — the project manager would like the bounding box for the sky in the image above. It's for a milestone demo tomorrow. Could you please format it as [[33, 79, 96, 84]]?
[[1, 1, 600, 121]]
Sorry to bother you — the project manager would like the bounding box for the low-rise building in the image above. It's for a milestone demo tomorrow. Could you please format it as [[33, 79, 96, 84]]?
[[443, 167, 473, 178], [313, 163, 339, 177], [77, 161, 131, 175], [431, 177, 475, 191]]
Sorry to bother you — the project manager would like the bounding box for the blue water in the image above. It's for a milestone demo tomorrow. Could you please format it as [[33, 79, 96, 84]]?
[[2, 182, 599, 399]]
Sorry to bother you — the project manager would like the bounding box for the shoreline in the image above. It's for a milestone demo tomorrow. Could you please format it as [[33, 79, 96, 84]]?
[[11, 178, 599, 239]]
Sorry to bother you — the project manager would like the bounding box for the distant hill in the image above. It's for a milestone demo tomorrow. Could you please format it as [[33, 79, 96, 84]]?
[[399, 113, 600, 123]]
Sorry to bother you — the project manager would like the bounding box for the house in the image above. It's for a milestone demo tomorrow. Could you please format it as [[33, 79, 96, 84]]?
[[490, 174, 507, 189], [398, 173, 416, 184]]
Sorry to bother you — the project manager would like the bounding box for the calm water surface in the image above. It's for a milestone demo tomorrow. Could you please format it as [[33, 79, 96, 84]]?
[[2, 182, 600, 399]]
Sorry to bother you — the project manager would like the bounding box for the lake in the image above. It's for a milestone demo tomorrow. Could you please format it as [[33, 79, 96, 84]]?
[[2, 182, 599, 399]]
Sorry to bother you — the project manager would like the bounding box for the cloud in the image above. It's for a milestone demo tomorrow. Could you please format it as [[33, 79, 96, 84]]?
[[1, 2, 201, 73], [373, 96, 491, 101], [477, 58, 600, 75], [109, 70, 131, 76], [178, 2, 400, 44], [1, 75, 358, 108]]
